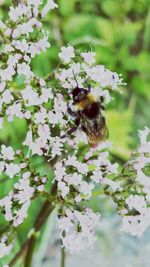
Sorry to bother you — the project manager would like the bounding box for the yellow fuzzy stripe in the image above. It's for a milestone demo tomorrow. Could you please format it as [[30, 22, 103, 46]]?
[[75, 94, 97, 110]]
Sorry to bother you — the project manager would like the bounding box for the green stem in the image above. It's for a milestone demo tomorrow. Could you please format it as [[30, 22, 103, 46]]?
[[9, 183, 57, 267], [61, 247, 66, 267], [24, 233, 36, 267]]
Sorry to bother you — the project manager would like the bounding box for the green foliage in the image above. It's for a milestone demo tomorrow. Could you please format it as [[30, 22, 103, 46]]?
[[107, 109, 133, 159]]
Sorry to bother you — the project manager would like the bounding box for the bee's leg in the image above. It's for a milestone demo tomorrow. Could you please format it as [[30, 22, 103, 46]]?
[[61, 116, 80, 139], [67, 106, 76, 117], [100, 96, 105, 111], [87, 85, 91, 92], [61, 126, 78, 138]]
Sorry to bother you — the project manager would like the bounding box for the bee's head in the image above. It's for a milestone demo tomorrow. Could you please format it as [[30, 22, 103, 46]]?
[[72, 87, 88, 104]]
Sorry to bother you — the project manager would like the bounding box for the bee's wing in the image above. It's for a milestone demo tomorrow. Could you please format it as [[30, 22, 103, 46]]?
[[81, 112, 104, 133], [81, 113, 108, 145]]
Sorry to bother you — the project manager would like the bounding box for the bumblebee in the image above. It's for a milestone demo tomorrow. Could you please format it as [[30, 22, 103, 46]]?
[[62, 86, 108, 147]]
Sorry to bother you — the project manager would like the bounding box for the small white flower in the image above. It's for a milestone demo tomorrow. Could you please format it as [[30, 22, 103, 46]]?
[[0, 66, 15, 81], [133, 155, 150, 171], [0, 238, 13, 258], [0, 81, 6, 92], [121, 212, 150, 237], [5, 28, 12, 37], [125, 195, 147, 215], [5, 163, 20, 179], [58, 46, 75, 64], [91, 170, 103, 183], [40, 87, 53, 102], [37, 35, 50, 51], [74, 129, 88, 144], [7, 54, 22, 66], [12, 39, 29, 53], [79, 182, 94, 198], [54, 162, 66, 181], [1, 145, 15, 161], [0, 193, 13, 222], [103, 178, 122, 192], [13, 201, 31, 227], [2, 90, 14, 104], [37, 185, 45, 192], [30, 140, 44, 156], [34, 107, 47, 124], [39, 79, 46, 87], [4, 44, 14, 53], [6, 103, 24, 121], [138, 127, 150, 144], [14, 175, 34, 204], [50, 137, 64, 158], [81, 52, 96, 65], [38, 124, 51, 141], [41, 0, 58, 17], [17, 62, 33, 79], [21, 86, 40, 106], [58, 181, 69, 198], [75, 195, 82, 203], [23, 130, 33, 148]]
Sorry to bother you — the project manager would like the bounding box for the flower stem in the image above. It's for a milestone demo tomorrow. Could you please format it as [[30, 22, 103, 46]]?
[[24, 233, 36, 267], [9, 183, 57, 266], [61, 247, 66, 267]]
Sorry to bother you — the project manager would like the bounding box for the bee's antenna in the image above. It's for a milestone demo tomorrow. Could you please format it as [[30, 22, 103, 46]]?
[[72, 70, 79, 87], [66, 78, 74, 91]]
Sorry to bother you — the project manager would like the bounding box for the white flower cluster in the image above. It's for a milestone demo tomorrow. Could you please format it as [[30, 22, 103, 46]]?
[[0, 171, 34, 227], [54, 148, 119, 203], [23, 92, 68, 157], [57, 45, 124, 99], [0, 0, 58, 129], [58, 208, 100, 253], [0, 235, 13, 258], [54, 144, 120, 252], [0, 143, 49, 232], [121, 127, 150, 236], [0, 145, 24, 178]]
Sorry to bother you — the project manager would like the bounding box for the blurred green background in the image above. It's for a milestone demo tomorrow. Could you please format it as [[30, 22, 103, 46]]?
[[0, 0, 150, 266]]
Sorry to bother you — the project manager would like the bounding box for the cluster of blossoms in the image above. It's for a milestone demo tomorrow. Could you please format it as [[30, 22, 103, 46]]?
[[120, 127, 150, 236], [0, 144, 47, 227], [0, 0, 58, 128], [54, 148, 119, 202], [56, 45, 123, 98], [0, 0, 150, 265], [0, 234, 13, 259], [58, 208, 100, 253]]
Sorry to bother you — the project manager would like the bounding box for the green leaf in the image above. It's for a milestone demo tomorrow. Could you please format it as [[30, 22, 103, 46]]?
[[101, 0, 133, 17], [143, 6, 150, 50], [131, 76, 150, 98], [107, 109, 133, 159], [59, 0, 76, 16]]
